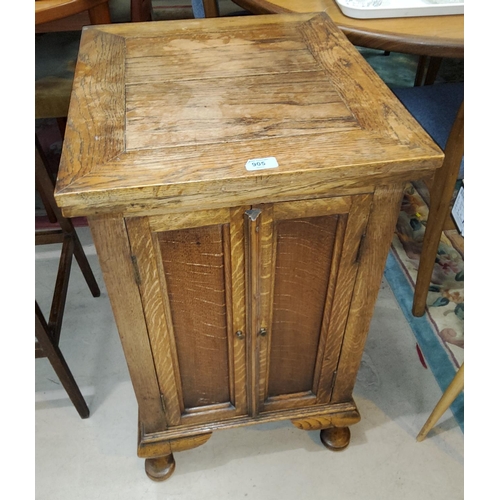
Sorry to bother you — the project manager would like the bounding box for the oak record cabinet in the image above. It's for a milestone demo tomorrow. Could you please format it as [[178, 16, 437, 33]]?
[[54, 12, 443, 481]]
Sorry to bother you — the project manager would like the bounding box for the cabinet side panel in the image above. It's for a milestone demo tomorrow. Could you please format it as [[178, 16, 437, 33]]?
[[267, 215, 337, 397], [88, 215, 167, 432], [157, 225, 230, 409], [332, 184, 405, 403]]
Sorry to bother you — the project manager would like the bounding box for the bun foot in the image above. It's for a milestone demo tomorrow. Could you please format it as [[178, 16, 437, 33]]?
[[145, 454, 176, 481], [320, 426, 351, 451]]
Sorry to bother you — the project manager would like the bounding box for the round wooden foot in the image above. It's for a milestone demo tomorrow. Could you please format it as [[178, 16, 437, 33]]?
[[320, 426, 351, 451], [145, 454, 176, 482]]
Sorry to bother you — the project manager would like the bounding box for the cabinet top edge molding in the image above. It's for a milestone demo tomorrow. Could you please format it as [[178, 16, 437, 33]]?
[[55, 12, 442, 215]]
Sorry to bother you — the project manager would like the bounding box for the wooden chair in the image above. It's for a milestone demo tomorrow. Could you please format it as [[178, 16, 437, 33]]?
[[35, 138, 101, 418], [393, 83, 464, 440], [35, 0, 219, 132], [35, 0, 111, 417], [35, 0, 150, 31], [35, 0, 113, 135], [35, 0, 111, 27], [392, 82, 464, 317]]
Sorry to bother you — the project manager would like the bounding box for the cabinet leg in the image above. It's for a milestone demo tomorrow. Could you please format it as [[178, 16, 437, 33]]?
[[145, 453, 176, 482], [320, 426, 351, 451]]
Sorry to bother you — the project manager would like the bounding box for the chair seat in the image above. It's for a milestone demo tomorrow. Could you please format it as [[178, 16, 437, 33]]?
[[34, 2, 214, 119], [35, 0, 146, 119], [393, 82, 464, 178], [35, 31, 82, 119]]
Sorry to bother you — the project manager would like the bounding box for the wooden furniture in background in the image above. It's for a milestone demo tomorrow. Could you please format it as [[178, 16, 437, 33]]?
[[35, 0, 112, 33], [393, 83, 464, 317], [35, 139, 101, 418], [35, 0, 112, 142], [232, 0, 463, 85], [417, 363, 464, 441], [231, 0, 464, 58], [414, 101, 463, 316], [35, 0, 152, 33], [414, 102, 463, 316], [54, 12, 443, 480]]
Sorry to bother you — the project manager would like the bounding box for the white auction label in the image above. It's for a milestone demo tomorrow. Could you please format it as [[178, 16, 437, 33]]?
[[245, 157, 279, 171]]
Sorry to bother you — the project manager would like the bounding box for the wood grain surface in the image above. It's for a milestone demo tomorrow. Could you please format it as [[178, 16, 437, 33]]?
[[267, 215, 338, 396], [157, 225, 231, 409], [57, 13, 445, 471], [88, 215, 168, 433], [55, 13, 442, 217], [332, 184, 404, 403], [126, 217, 183, 425]]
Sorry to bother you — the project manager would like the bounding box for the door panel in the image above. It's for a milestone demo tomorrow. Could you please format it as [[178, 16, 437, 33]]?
[[126, 208, 248, 426], [257, 194, 373, 413], [125, 195, 373, 423]]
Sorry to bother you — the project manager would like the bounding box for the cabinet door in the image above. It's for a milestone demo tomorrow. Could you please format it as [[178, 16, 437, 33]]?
[[125, 207, 248, 427], [245, 195, 373, 414]]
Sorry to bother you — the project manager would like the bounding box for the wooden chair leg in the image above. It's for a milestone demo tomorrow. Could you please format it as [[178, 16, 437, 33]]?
[[416, 363, 464, 441], [414, 56, 428, 86], [424, 57, 443, 85], [412, 102, 464, 316], [71, 232, 101, 298], [35, 171, 58, 223], [88, 1, 111, 24], [202, 0, 220, 17], [48, 235, 74, 345], [131, 0, 153, 22], [36, 138, 100, 416], [414, 56, 442, 86], [36, 302, 90, 418], [35, 139, 101, 299]]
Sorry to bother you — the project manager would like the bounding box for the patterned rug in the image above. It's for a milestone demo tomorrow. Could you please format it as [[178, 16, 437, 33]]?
[[384, 181, 464, 431]]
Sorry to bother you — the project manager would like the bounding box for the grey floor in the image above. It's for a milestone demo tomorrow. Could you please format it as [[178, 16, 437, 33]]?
[[35, 227, 464, 499]]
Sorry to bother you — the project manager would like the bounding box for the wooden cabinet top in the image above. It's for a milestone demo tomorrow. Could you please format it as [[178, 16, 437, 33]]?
[[55, 12, 442, 217]]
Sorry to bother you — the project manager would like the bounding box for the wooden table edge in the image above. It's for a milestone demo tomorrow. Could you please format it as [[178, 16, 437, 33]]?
[[232, 0, 464, 58]]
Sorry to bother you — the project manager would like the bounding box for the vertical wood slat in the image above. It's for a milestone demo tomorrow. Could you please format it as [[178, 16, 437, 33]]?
[[230, 207, 249, 415], [312, 214, 345, 395], [332, 184, 405, 403], [88, 215, 167, 433], [316, 194, 373, 403], [126, 217, 183, 426], [222, 224, 235, 407], [244, 208, 262, 417], [256, 205, 275, 407]]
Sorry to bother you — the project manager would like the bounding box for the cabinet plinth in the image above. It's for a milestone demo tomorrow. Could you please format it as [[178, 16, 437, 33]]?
[[55, 12, 443, 480]]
